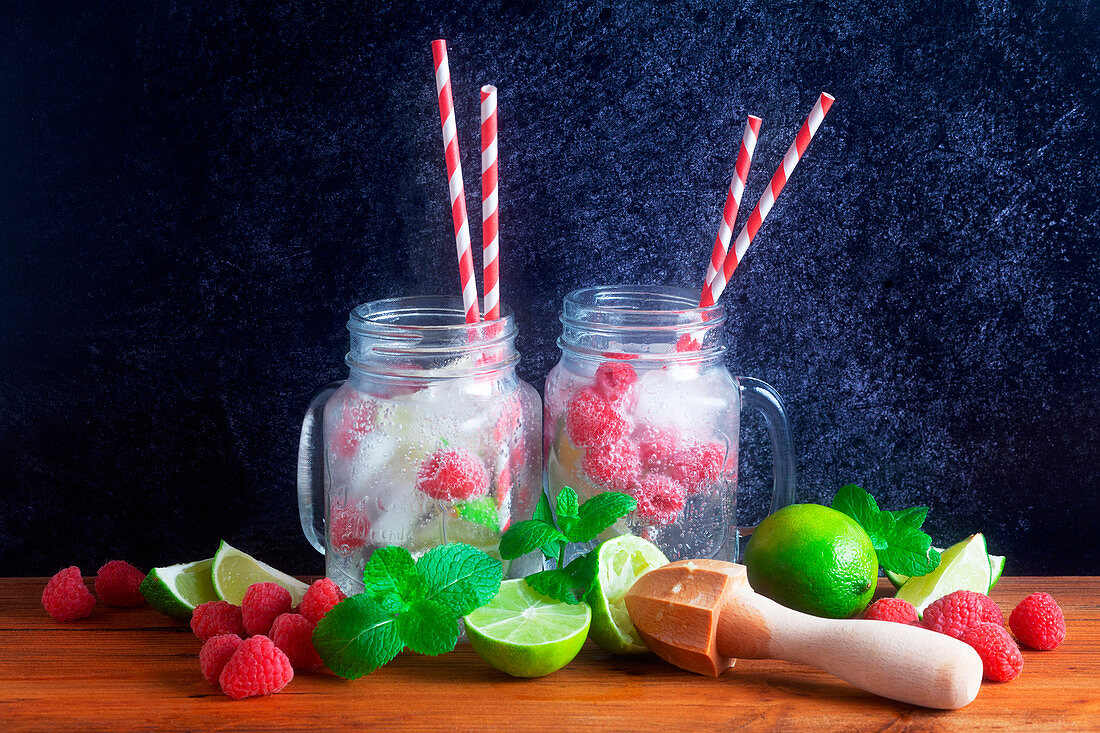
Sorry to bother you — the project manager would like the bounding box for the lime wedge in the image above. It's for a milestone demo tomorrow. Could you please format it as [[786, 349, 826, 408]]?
[[464, 579, 591, 677], [988, 554, 1006, 590], [139, 558, 218, 619], [895, 533, 992, 616], [584, 535, 668, 654], [211, 541, 310, 605]]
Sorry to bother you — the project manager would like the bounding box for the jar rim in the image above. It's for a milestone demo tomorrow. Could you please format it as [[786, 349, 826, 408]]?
[[348, 295, 515, 339], [562, 285, 725, 325]]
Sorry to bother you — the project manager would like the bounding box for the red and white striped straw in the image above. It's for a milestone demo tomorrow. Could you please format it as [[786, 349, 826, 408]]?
[[480, 85, 500, 321], [701, 115, 762, 299], [701, 92, 835, 307], [431, 39, 480, 324]]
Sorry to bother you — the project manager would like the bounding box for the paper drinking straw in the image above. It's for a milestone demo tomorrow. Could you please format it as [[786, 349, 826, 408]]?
[[481, 85, 500, 321], [701, 115, 762, 300], [701, 92, 835, 307], [431, 39, 480, 324]]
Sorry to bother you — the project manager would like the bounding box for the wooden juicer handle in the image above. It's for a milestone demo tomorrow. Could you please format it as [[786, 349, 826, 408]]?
[[624, 559, 983, 710]]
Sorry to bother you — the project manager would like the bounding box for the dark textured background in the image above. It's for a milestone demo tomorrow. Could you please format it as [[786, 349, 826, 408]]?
[[1, 1, 1097, 576]]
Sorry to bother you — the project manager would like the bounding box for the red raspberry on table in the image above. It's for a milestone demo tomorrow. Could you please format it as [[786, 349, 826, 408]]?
[[299, 578, 346, 625], [593, 362, 637, 403], [329, 500, 371, 552], [960, 622, 1024, 682], [583, 441, 642, 493], [1009, 592, 1066, 651], [199, 633, 243, 684], [415, 448, 490, 502], [42, 566, 96, 622], [219, 635, 294, 700], [667, 441, 726, 495], [191, 601, 246, 641], [635, 425, 679, 471], [241, 582, 293, 637], [565, 389, 630, 448], [270, 613, 323, 670], [630, 475, 687, 526], [922, 590, 1003, 639], [331, 392, 375, 459], [861, 598, 920, 625], [94, 560, 146, 607]]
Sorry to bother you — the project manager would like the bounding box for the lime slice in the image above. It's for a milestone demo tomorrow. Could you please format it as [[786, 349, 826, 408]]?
[[895, 533, 992, 616], [886, 546, 1005, 593], [464, 579, 591, 677], [139, 558, 218, 619], [211, 541, 310, 605], [988, 554, 1006, 590], [584, 535, 668, 654]]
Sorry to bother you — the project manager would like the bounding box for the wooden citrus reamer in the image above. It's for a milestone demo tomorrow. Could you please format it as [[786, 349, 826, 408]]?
[[625, 559, 984, 710]]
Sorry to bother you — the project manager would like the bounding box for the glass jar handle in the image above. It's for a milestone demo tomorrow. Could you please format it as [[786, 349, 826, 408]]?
[[737, 376, 797, 517], [296, 380, 344, 556]]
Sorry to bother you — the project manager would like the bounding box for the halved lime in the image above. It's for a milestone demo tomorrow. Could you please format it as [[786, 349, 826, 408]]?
[[211, 541, 309, 605], [886, 546, 1005, 593], [584, 535, 668, 654], [464, 579, 591, 677], [139, 558, 218, 619], [895, 533, 992, 616]]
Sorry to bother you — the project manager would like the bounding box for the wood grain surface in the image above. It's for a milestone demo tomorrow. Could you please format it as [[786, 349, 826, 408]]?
[[1, 577, 1096, 731]]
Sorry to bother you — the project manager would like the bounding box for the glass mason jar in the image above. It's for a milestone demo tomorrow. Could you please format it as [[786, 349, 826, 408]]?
[[297, 296, 543, 594], [544, 285, 797, 562]]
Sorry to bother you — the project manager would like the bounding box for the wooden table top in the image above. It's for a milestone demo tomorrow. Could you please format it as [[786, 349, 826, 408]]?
[[1, 576, 1097, 731]]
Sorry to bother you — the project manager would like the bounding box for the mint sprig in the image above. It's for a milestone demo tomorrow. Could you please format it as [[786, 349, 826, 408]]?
[[498, 486, 636, 605], [832, 484, 942, 577], [312, 543, 501, 679]]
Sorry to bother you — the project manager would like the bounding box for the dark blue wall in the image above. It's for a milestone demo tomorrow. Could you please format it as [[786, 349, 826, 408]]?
[[1, 1, 1097, 576]]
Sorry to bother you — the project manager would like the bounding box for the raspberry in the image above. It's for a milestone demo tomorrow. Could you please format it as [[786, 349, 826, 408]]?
[[635, 426, 679, 470], [241, 582, 293, 637], [922, 590, 1003, 639], [565, 389, 630, 448], [219, 635, 294, 700], [861, 598, 920, 625], [299, 578, 346, 625], [199, 633, 243, 684], [331, 392, 375, 459], [94, 560, 146, 607], [1009, 592, 1066, 651], [675, 334, 700, 352], [191, 601, 246, 641], [330, 500, 371, 552], [668, 442, 726, 495], [415, 448, 490, 502], [630, 475, 687, 525], [42, 566, 96, 622], [270, 613, 322, 670], [960, 622, 1023, 682], [582, 441, 642, 492], [593, 362, 637, 402]]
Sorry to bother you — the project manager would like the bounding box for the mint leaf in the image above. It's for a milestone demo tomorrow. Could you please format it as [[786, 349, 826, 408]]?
[[395, 599, 459, 655], [831, 484, 942, 577], [499, 519, 568, 560], [832, 484, 878, 528], [889, 506, 929, 530], [533, 492, 555, 525], [523, 551, 598, 605], [417, 543, 502, 616], [570, 491, 636, 542], [311, 594, 404, 679], [362, 546, 424, 614], [556, 487, 579, 536], [454, 496, 501, 530], [525, 568, 578, 604]]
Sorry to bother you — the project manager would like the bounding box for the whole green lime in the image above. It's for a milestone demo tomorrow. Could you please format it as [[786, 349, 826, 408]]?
[[744, 504, 878, 619]]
